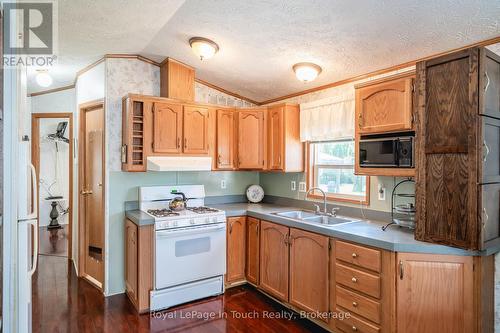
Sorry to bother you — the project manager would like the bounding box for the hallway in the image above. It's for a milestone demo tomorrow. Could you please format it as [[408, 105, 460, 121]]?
[[32, 255, 327, 333]]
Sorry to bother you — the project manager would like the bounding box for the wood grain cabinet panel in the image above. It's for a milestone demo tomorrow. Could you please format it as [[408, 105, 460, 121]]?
[[152, 102, 183, 154], [335, 307, 380, 333], [289, 228, 329, 320], [396, 253, 474, 333], [125, 220, 138, 305], [268, 106, 284, 170], [237, 109, 266, 169], [335, 263, 381, 299], [215, 109, 235, 169], [245, 217, 260, 285], [259, 220, 289, 301], [336, 286, 381, 324], [226, 217, 246, 284], [335, 240, 381, 273], [160, 58, 195, 101], [183, 106, 209, 154], [480, 48, 500, 119], [355, 74, 414, 134]]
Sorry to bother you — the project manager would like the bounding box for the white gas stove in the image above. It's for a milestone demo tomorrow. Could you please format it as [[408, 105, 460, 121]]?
[[139, 185, 226, 311]]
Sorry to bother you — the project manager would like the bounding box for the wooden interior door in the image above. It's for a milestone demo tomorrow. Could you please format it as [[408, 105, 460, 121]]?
[[396, 253, 474, 333], [415, 48, 480, 250], [237, 109, 265, 169], [245, 217, 260, 285], [356, 75, 414, 134], [259, 221, 289, 301], [216, 109, 235, 169], [226, 217, 246, 283], [152, 102, 182, 153], [183, 106, 209, 154], [268, 106, 284, 170], [289, 228, 329, 318], [82, 104, 104, 287]]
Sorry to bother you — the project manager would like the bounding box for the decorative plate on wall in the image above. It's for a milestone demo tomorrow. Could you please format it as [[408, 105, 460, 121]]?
[[246, 185, 264, 203]]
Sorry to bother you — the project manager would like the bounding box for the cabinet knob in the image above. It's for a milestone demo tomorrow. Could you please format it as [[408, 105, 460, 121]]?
[[351, 277, 357, 283], [352, 252, 358, 258], [352, 301, 358, 307], [352, 326, 358, 331]]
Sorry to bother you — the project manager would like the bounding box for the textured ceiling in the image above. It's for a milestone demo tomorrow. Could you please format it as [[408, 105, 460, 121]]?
[[28, 0, 500, 100]]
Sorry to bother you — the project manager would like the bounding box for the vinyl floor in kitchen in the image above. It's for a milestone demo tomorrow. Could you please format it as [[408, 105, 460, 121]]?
[[32, 255, 328, 333]]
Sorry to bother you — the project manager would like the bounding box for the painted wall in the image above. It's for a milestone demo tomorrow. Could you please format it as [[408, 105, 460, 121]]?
[[30, 88, 75, 114], [104, 58, 258, 295]]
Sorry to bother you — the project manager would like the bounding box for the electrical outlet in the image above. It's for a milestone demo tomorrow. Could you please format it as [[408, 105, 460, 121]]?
[[298, 182, 307, 192], [291, 181, 296, 191], [378, 183, 386, 200], [220, 180, 226, 189]]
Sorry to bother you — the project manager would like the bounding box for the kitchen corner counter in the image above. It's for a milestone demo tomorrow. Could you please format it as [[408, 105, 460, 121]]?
[[126, 203, 499, 256]]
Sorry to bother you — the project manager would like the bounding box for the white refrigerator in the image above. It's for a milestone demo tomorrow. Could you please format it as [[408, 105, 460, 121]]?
[[17, 141, 38, 333]]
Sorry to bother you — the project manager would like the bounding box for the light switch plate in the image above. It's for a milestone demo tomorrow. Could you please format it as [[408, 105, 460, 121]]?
[[378, 184, 386, 200], [299, 182, 307, 192], [291, 181, 296, 191], [220, 180, 226, 189]]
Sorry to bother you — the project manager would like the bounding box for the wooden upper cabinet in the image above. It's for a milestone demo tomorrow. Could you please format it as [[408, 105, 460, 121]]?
[[183, 106, 209, 154], [355, 73, 414, 134], [259, 220, 289, 302], [245, 217, 260, 285], [237, 109, 266, 169], [267, 104, 303, 172], [160, 58, 195, 101], [122, 97, 148, 171], [152, 102, 183, 154], [226, 217, 246, 284], [480, 48, 500, 119], [215, 109, 235, 169], [396, 253, 474, 333], [289, 228, 329, 320]]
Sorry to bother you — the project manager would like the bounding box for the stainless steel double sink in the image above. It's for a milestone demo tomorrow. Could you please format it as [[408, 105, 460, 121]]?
[[272, 210, 360, 226]]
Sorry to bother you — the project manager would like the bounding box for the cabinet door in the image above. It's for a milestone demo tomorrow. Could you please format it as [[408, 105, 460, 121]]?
[[268, 105, 284, 170], [226, 217, 246, 283], [259, 221, 289, 301], [356, 75, 414, 134], [183, 106, 209, 154], [480, 116, 500, 184], [152, 102, 182, 153], [289, 228, 329, 319], [216, 109, 235, 169], [125, 220, 138, 304], [480, 48, 500, 119], [396, 253, 474, 333], [237, 109, 266, 169], [415, 48, 480, 250], [246, 217, 260, 285]]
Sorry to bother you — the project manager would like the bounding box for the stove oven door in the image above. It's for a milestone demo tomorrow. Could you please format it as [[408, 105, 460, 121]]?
[[155, 223, 227, 289]]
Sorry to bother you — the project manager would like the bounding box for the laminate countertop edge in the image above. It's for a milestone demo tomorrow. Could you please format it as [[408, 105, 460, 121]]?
[[125, 203, 499, 257]]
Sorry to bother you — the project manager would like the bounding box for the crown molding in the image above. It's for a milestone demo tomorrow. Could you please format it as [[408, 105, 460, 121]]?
[[28, 84, 75, 97]]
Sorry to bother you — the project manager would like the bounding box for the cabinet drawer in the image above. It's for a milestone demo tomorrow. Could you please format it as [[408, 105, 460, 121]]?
[[335, 240, 381, 273], [336, 286, 381, 324], [336, 307, 380, 333], [335, 263, 381, 299]]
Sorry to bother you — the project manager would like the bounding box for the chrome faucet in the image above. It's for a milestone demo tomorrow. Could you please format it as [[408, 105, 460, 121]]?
[[306, 187, 327, 214]]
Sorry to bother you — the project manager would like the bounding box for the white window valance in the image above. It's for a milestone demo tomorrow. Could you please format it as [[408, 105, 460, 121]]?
[[299, 95, 355, 142]]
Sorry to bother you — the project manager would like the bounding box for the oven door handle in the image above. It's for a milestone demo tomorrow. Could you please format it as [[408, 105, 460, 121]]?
[[156, 224, 226, 238]]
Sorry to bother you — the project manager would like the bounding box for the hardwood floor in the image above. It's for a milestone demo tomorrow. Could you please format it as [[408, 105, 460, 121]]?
[[33, 255, 328, 333], [39, 225, 68, 257]]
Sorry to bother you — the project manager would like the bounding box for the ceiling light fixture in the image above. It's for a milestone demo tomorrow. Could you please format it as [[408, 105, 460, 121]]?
[[189, 37, 219, 60], [35, 70, 53, 87], [293, 62, 322, 82]]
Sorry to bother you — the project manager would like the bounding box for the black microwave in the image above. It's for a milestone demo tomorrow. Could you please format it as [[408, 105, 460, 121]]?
[[359, 133, 414, 168]]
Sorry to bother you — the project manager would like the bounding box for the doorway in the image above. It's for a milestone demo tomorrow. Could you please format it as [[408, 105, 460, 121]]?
[[31, 113, 73, 259], [78, 100, 105, 290]]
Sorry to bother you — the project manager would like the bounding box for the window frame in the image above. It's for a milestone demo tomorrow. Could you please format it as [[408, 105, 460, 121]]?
[[305, 141, 370, 205]]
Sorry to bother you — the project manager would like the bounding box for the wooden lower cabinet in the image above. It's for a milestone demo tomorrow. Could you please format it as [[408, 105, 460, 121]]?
[[124, 219, 154, 313], [396, 253, 475, 333], [289, 229, 329, 320], [259, 220, 289, 301], [245, 217, 260, 285], [226, 217, 246, 284]]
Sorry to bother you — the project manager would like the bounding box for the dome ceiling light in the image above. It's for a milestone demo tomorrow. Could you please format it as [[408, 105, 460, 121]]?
[[293, 62, 322, 82], [35, 70, 53, 87], [189, 37, 220, 60]]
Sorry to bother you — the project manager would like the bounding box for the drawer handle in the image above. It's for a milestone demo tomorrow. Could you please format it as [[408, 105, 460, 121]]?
[[352, 301, 358, 307], [483, 140, 490, 162], [352, 252, 358, 258], [351, 277, 358, 283], [352, 326, 358, 332]]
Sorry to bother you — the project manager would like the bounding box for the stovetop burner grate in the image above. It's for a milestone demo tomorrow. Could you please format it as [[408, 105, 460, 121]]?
[[147, 209, 180, 218], [187, 206, 220, 214]]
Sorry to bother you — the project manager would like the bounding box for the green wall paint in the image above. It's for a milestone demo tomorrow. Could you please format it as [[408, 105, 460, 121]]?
[[107, 170, 259, 295]]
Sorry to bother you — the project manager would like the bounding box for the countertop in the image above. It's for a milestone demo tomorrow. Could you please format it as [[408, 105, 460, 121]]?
[[125, 202, 499, 256]]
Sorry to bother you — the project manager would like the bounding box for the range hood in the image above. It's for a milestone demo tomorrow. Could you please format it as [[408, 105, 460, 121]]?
[[147, 156, 212, 172]]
